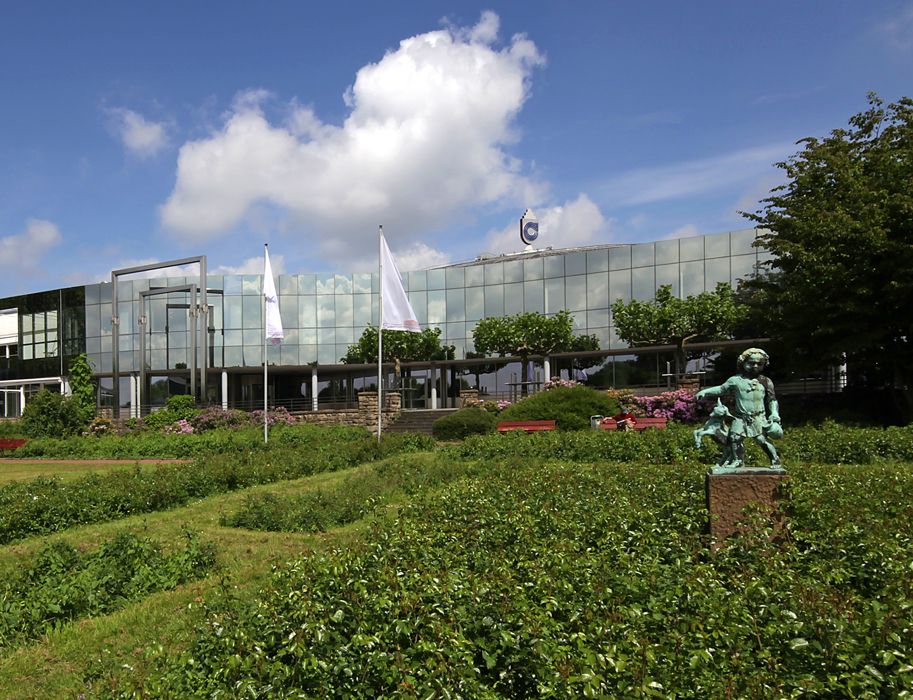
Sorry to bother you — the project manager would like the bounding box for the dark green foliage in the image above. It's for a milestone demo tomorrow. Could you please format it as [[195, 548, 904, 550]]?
[[498, 384, 619, 430], [431, 406, 496, 440], [120, 459, 913, 698], [67, 353, 96, 422], [342, 326, 454, 363], [222, 454, 469, 533], [141, 394, 200, 431], [0, 426, 422, 543], [0, 420, 24, 438], [20, 389, 88, 438], [0, 530, 214, 648]]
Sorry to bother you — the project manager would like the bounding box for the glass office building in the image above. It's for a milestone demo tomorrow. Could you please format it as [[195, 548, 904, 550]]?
[[0, 228, 769, 416]]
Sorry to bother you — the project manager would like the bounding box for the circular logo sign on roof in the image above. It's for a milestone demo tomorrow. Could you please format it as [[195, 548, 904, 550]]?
[[520, 209, 539, 245]]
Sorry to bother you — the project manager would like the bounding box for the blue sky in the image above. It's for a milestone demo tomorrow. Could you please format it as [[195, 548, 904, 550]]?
[[1, 1, 910, 297]]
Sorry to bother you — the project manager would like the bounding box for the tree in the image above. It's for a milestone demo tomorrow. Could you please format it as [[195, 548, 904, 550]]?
[[67, 353, 96, 422], [611, 283, 745, 375], [341, 326, 454, 364], [472, 310, 578, 394], [743, 94, 913, 419]]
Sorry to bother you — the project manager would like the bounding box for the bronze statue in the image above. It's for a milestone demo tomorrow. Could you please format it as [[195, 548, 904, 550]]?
[[695, 348, 783, 472]]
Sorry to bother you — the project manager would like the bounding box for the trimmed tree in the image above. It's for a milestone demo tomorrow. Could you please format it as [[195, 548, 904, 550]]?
[[611, 283, 745, 375], [341, 326, 454, 364]]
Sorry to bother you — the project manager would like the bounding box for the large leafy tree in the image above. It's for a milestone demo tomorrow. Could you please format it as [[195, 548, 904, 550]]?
[[341, 326, 454, 364], [744, 94, 913, 418], [611, 283, 744, 375], [472, 310, 580, 393]]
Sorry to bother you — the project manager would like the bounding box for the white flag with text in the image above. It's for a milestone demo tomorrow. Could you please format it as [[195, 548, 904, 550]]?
[[263, 247, 284, 344], [380, 234, 421, 333]]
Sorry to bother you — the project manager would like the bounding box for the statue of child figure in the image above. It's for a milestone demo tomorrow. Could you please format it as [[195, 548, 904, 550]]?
[[696, 348, 783, 471]]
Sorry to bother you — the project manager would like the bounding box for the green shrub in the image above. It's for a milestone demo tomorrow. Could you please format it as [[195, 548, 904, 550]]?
[[498, 385, 619, 430], [20, 389, 89, 438], [432, 406, 497, 440], [0, 420, 24, 438], [166, 394, 198, 419]]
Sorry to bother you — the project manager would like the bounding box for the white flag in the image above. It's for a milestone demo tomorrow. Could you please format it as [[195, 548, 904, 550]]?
[[380, 234, 421, 333], [263, 247, 284, 344]]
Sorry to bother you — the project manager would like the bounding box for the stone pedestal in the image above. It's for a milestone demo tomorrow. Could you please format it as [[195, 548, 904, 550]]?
[[706, 471, 789, 550]]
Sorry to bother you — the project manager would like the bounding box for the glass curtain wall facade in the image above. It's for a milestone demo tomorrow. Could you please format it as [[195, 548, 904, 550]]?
[[0, 228, 769, 414]]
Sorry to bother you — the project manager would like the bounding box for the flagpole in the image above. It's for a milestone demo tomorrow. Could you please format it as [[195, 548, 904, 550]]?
[[263, 243, 268, 444], [377, 226, 383, 441]]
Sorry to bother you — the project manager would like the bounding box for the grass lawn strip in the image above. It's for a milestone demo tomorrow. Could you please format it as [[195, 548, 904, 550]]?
[[0, 462, 392, 699], [0, 460, 181, 485]]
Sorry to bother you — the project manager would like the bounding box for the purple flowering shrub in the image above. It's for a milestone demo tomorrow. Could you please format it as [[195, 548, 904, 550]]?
[[165, 419, 195, 434], [543, 378, 580, 391], [190, 407, 249, 432], [250, 406, 299, 427], [631, 389, 699, 423]]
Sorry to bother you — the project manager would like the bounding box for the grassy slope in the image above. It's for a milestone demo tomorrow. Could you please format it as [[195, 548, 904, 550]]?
[[0, 465, 367, 699]]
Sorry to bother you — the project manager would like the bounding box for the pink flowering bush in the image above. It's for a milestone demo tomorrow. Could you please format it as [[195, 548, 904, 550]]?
[[543, 378, 580, 391], [496, 399, 513, 411], [166, 419, 195, 434], [631, 389, 699, 423], [190, 407, 249, 432], [250, 406, 299, 427]]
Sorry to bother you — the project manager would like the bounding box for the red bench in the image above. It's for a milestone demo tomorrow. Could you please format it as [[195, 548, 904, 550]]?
[[599, 417, 668, 431], [497, 420, 557, 433], [0, 439, 27, 451]]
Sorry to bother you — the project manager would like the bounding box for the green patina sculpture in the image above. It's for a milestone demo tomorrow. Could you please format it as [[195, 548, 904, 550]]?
[[695, 348, 784, 473]]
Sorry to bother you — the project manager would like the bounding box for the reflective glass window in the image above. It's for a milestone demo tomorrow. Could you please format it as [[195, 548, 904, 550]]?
[[86, 337, 101, 354], [223, 330, 243, 346], [586, 272, 608, 308], [503, 260, 523, 283], [544, 255, 564, 278], [545, 278, 565, 314], [570, 310, 586, 332], [334, 274, 352, 295], [731, 254, 758, 285], [206, 275, 222, 291], [408, 270, 427, 291], [335, 295, 353, 326], [704, 232, 729, 258], [168, 348, 187, 369], [299, 328, 317, 344], [336, 327, 355, 345], [353, 294, 373, 326], [85, 305, 101, 337], [565, 252, 586, 276], [428, 290, 446, 324], [242, 296, 261, 327], [223, 346, 242, 367], [317, 344, 336, 365], [85, 285, 101, 304], [731, 228, 757, 255], [299, 296, 317, 328], [680, 235, 704, 262], [242, 275, 260, 294], [524, 280, 544, 314], [243, 346, 261, 366], [353, 273, 372, 294], [446, 289, 465, 322], [445, 267, 464, 288], [484, 285, 503, 317], [705, 257, 730, 288], [317, 295, 335, 327], [298, 274, 316, 294], [681, 261, 705, 297], [566, 275, 587, 311], [504, 283, 523, 315], [523, 257, 543, 280], [587, 249, 609, 273], [243, 329, 261, 346], [223, 276, 243, 295], [465, 265, 484, 287], [281, 346, 299, 365], [655, 239, 679, 264], [317, 327, 336, 345], [427, 269, 445, 290], [224, 298, 243, 329], [300, 344, 317, 364], [656, 263, 680, 297], [278, 275, 297, 295], [466, 287, 484, 320], [484, 262, 503, 285], [609, 269, 631, 303], [279, 296, 298, 329], [98, 284, 112, 303], [315, 274, 334, 294], [609, 246, 632, 271], [632, 266, 656, 300], [587, 308, 609, 329], [446, 321, 466, 340]]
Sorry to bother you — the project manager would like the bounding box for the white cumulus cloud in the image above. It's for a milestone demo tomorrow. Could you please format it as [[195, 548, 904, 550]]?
[[160, 11, 546, 263], [0, 219, 62, 270], [109, 108, 169, 158], [212, 254, 286, 276], [485, 194, 611, 254]]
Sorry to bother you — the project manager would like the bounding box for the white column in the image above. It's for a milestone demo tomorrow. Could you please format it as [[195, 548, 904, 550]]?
[[430, 366, 438, 410], [130, 375, 139, 419], [543, 357, 551, 383], [60, 378, 71, 397], [311, 370, 319, 411], [221, 371, 229, 410], [19, 386, 26, 416]]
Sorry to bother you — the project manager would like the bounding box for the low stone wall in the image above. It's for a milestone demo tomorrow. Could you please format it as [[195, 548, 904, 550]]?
[[297, 410, 362, 427], [295, 391, 401, 433]]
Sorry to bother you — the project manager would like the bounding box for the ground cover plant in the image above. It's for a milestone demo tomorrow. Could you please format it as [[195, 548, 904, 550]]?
[[114, 458, 913, 698], [0, 530, 214, 649], [0, 429, 432, 543], [223, 453, 473, 533], [431, 406, 497, 440]]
